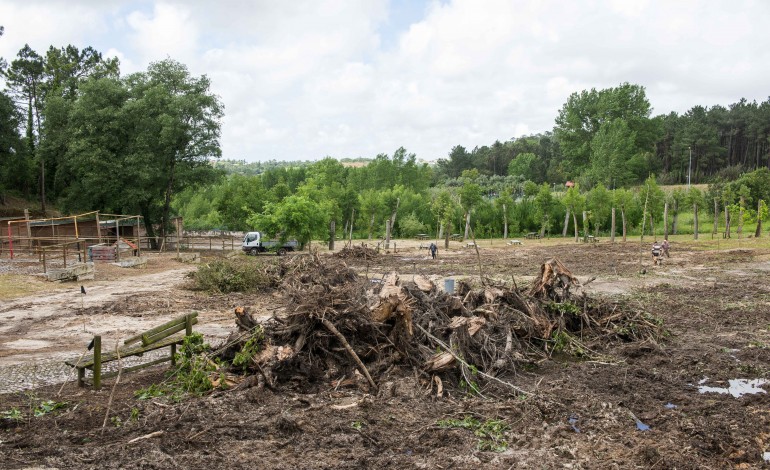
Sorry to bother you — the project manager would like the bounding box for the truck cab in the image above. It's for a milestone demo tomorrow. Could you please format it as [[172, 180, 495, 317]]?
[[242, 231, 298, 256]]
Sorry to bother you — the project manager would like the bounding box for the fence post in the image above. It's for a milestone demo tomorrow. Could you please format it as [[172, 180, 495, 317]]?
[[93, 335, 102, 390]]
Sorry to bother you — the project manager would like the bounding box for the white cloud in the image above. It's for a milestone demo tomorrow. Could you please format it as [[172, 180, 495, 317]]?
[[1, 0, 769, 161]]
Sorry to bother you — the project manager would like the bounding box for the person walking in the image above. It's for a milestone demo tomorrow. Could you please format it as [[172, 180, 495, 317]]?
[[429, 242, 438, 260]]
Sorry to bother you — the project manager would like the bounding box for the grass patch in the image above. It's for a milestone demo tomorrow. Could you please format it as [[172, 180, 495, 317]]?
[[0, 274, 67, 301], [437, 415, 509, 452], [190, 258, 279, 293]]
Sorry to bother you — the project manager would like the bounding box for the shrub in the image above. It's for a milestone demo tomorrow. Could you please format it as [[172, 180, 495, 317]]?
[[191, 258, 278, 293]]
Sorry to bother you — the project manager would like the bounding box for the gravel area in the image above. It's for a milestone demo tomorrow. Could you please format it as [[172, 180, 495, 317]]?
[[0, 349, 170, 394]]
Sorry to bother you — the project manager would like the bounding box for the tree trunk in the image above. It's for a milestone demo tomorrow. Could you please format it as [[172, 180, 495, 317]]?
[[562, 207, 570, 237], [540, 217, 548, 239], [368, 213, 375, 240], [649, 214, 655, 238], [329, 220, 335, 250], [756, 200, 763, 238], [693, 204, 699, 240], [582, 211, 588, 242], [610, 207, 616, 243], [621, 208, 627, 242], [384, 199, 400, 249], [713, 198, 719, 236], [663, 202, 669, 239], [725, 205, 731, 238], [502, 204, 508, 240], [572, 212, 579, 242], [438, 222, 444, 239], [160, 158, 177, 242], [463, 212, 471, 240], [141, 205, 158, 250], [738, 196, 744, 238], [444, 221, 451, 249]]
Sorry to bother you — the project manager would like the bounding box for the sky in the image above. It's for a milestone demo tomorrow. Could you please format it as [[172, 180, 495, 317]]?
[[1, 0, 769, 162]]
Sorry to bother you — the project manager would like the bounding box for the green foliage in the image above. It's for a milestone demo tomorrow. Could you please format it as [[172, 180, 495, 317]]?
[[507, 152, 538, 181], [1, 407, 23, 421], [398, 212, 428, 237], [248, 194, 325, 246], [232, 328, 265, 371], [437, 415, 509, 452], [192, 258, 277, 293], [134, 383, 166, 400], [545, 301, 581, 316], [134, 333, 214, 401], [33, 400, 67, 417], [550, 330, 586, 357]]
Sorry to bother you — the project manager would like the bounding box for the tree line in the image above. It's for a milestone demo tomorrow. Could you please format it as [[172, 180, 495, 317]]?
[[1, 33, 769, 244]]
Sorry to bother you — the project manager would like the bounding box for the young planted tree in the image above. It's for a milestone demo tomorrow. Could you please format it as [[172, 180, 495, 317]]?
[[638, 175, 666, 238], [562, 184, 584, 241], [586, 183, 612, 237], [755, 200, 767, 238], [686, 187, 705, 240], [431, 189, 456, 249], [722, 186, 735, 238], [459, 170, 483, 241], [534, 183, 556, 238], [494, 189, 514, 239], [614, 188, 634, 242]]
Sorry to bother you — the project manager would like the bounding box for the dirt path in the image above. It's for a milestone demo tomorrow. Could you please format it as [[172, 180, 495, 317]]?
[[2, 241, 770, 468]]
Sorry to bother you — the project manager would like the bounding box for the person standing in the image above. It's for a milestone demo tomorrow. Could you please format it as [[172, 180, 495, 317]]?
[[429, 242, 437, 260]]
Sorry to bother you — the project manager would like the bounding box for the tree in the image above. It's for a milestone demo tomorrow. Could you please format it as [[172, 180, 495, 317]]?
[[562, 184, 584, 241], [638, 175, 665, 237], [590, 119, 637, 187], [686, 187, 705, 239], [58, 59, 223, 247], [0, 91, 31, 202], [586, 183, 612, 236], [507, 152, 538, 182], [534, 184, 556, 237], [494, 189, 514, 239], [247, 195, 323, 247], [3, 45, 45, 209], [459, 169, 483, 240], [431, 189, 458, 249], [554, 83, 656, 181], [614, 188, 635, 242]]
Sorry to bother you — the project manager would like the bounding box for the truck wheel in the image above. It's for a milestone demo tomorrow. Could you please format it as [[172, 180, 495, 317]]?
[[250, 248, 258, 256], [277, 248, 287, 256]]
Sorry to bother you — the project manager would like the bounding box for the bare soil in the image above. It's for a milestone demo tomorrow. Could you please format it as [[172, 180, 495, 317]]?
[[1, 240, 770, 469]]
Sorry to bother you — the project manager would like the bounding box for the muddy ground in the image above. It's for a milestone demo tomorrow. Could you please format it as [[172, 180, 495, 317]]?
[[1, 239, 770, 469]]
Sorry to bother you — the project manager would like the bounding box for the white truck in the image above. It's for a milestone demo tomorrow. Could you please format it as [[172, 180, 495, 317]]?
[[242, 231, 299, 256]]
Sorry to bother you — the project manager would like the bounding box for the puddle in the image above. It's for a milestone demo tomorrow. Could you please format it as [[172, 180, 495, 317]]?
[[664, 403, 677, 409], [697, 378, 768, 398]]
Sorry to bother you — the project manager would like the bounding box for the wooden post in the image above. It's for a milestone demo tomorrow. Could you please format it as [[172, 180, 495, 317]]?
[[663, 202, 669, 240], [170, 343, 177, 366], [96, 212, 103, 244], [25, 209, 31, 251], [185, 314, 193, 336], [93, 335, 102, 390], [77, 367, 85, 388], [63, 244, 67, 268], [42, 247, 46, 273], [610, 207, 616, 243], [115, 219, 120, 262]]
